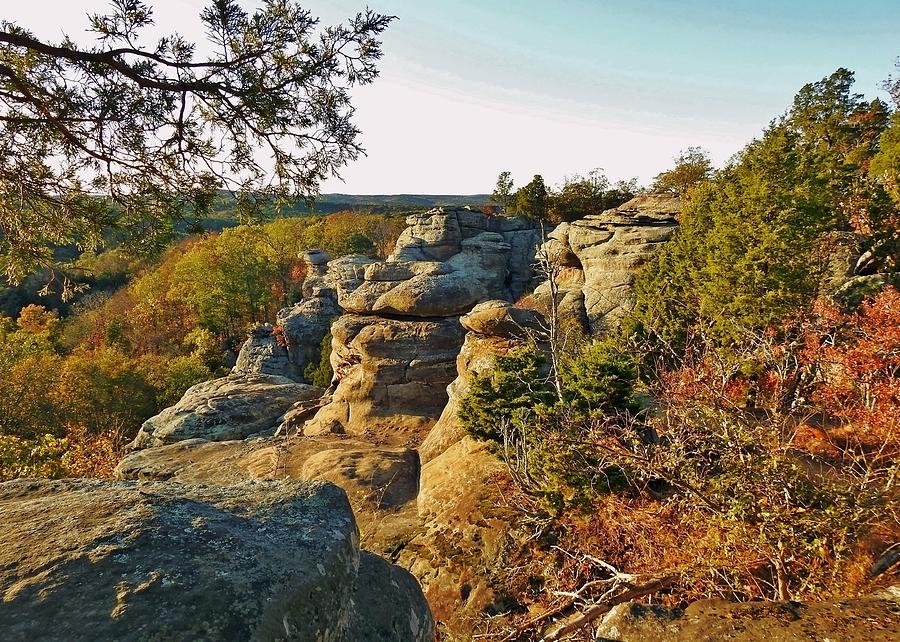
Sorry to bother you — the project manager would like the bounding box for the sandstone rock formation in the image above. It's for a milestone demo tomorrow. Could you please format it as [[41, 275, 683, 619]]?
[[232, 322, 299, 380], [406, 301, 539, 627], [337, 208, 540, 316], [114, 434, 427, 591], [303, 207, 541, 441], [0, 478, 433, 642], [534, 193, 680, 333], [302, 314, 465, 440], [130, 374, 321, 449]]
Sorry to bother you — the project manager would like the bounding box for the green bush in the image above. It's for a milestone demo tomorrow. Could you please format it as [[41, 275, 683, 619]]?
[[459, 342, 640, 512], [304, 332, 334, 388]]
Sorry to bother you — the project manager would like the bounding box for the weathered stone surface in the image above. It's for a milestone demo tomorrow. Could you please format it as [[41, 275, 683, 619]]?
[[593, 591, 900, 641], [130, 374, 321, 449], [533, 194, 680, 333], [460, 299, 546, 340], [113, 436, 424, 566], [232, 323, 299, 381], [334, 208, 540, 317], [301, 447, 420, 509], [348, 552, 435, 642], [403, 437, 513, 627], [303, 315, 465, 441], [0, 478, 362, 642], [276, 295, 341, 378]]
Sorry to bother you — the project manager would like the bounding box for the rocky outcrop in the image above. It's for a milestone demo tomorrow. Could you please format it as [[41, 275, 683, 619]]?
[[302, 207, 541, 443], [0, 477, 433, 642], [534, 194, 680, 333], [233, 250, 342, 383], [407, 301, 539, 627], [130, 374, 322, 449], [337, 208, 540, 317], [420, 300, 543, 462], [232, 323, 299, 380], [302, 314, 464, 440], [593, 589, 900, 641]]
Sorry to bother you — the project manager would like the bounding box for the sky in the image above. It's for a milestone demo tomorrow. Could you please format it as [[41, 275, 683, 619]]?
[[5, 0, 899, 194]]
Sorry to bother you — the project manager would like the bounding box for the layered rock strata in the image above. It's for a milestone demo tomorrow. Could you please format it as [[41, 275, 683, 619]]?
[[304, 207, 540, 440], [534, 193, 680, 333]]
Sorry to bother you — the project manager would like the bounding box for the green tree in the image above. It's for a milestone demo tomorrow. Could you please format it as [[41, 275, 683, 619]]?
[[169, 226, 280, 337], [0, 0, 394, 284], [652, 146, 713, 195], [490, 171, 515, 212], [548, 169, 639, 222], [871, 112, 900, 204], [514, 174, 549, 220], [304, 332, 334, 388], [633, 69, 892, 348]]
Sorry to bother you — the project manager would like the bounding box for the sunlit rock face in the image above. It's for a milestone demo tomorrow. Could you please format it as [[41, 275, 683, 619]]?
[[306, 207, 542, 442], [533, 194, 680, 333]]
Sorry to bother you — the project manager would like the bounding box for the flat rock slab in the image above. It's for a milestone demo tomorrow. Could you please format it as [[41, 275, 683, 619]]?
[[0, 478, 359, 642], [130, 374, 321, 449], [114, 436, 423, 557]]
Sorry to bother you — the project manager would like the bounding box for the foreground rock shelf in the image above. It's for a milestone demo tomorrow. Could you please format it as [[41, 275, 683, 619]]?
[[0, 478, 433, 642]]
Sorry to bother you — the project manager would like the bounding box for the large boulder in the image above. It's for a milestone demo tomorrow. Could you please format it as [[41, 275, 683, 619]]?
[[232, 323, 299, 381], [113, 436, 424, 559], [460, 299, 546, 340], [0, 477, 433, 642], [303, 315, 465, 441], [130, 374, 321, 449], [533, 194, 680, 333]]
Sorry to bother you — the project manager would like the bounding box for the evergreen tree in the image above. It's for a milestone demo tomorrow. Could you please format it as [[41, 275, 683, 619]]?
[[514, 174, 549, 220], [633, 69, 892, 348]]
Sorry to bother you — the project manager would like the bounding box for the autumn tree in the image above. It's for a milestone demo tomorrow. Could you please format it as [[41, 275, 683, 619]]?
[[651, 146, 713, 195], [548, 170, 639, 222], [0, 0, 394, 285]]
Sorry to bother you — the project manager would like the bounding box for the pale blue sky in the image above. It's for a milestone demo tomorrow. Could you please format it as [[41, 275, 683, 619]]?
[[7, 1, 900, 193]]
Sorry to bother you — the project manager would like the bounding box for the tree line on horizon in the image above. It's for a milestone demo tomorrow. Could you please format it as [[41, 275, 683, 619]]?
[[489, 146, 713, 222]]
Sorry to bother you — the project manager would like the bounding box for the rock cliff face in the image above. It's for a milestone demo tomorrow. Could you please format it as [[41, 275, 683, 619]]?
[[302, 314, 464, 440], [407, 300, 539, 626], [534, 193, 680, 333], [303, 207, 540, 441], [0, 478, 433, 642]]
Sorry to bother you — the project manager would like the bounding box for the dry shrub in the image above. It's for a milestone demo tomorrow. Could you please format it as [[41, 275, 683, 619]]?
[[61, 424, 124, 478]]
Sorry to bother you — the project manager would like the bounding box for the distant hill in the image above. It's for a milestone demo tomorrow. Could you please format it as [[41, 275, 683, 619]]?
[[205, 191, 492, 221], [315, 193, 491, 210]]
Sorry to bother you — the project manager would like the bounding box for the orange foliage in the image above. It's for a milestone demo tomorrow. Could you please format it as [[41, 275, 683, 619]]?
[[61, 424, 123, 478]]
